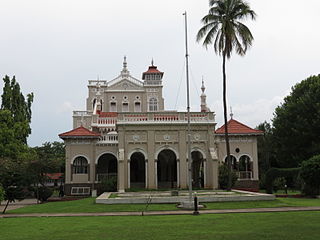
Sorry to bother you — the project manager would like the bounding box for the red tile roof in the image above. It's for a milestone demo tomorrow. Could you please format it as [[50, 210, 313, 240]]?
[[142, 65, 164, 79], [59, 126, 100, 138], [215, 119, 263, 135], [99, 112, 118, 117], [46, 173, 63, 180]]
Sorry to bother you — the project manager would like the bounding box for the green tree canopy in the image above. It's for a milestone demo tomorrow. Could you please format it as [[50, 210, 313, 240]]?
[[1, 75, 33, 144], [272, 74, 320, 168]]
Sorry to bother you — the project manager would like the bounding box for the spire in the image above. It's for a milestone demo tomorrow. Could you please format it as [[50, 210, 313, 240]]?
[[201, 77, 205, 95], [123, 56, 127, 70], [151, 58, 154, 66], [230, 106, 234, 119], [121, 55, 130, 76], [200, 78, 208, 112]]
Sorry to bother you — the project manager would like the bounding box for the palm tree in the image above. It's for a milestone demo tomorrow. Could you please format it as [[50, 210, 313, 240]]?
[[197, 0, 256, 190]]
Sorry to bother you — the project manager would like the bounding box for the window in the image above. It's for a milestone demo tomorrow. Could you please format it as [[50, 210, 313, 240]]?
[[110, 102, 117, 112], [134, 102, 141, 112], [73, 156, 88, 174], [122, 102, 129, 112], [224, 155, 237, 170], [149, 97, 158, 111]]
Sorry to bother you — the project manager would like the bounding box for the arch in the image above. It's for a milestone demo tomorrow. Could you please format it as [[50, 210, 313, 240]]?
[[72, 154, 90, 164], [157, 149, 177, 189], [238, 154, 253, 179], [155, 146, 179, 161], [191, 150, 205, 188], [96, 153, 118, 182], [128, 148, 147, 161], [72, 156, 89, 174], [224, 155, 238, 170], [191, 147, 206, 159], [130, 152, 146, 188], [95, 151, 117, 164]]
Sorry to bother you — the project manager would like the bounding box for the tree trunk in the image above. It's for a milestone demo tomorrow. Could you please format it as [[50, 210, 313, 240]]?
[[2, 200, 10, 214], [222, 52, 232, 191]]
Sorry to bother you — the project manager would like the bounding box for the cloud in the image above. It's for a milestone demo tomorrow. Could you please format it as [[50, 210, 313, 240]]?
[[211, 90, 290, 128], [56, 101, 75, 114]]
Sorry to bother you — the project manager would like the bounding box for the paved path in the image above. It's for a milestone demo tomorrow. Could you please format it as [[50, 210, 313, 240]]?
[[1, 206, 320, 218]]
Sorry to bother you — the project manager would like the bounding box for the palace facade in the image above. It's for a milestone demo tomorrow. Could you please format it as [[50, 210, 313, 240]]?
[[59, 58, 262, 195]]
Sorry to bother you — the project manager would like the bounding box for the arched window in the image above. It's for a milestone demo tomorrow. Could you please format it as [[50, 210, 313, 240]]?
[[149, 98, 158, 112], [73, 156, 88, 174], [110, 102, 117, 112], [122, 102, 129, 112], [239, 155, 252, 179], [134, 102, 141, 112], [224, 155, 237, 170]]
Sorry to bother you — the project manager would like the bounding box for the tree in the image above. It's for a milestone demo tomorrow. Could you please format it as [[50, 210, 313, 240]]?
[[256, 121, 278, 185], [300, 155, 320, 196], [272, 75, 320, 168], [0, 75, 35, 213], [1, 75, 33, 144], [197, 0, 256, 190], [0, 157, 30, 213]]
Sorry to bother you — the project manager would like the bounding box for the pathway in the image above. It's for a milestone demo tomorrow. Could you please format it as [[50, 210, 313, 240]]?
[[1, 206, 320, 218]]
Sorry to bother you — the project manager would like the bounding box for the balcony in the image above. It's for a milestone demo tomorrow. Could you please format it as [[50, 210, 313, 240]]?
[[117, 112, 215, 125], [97, 132, 118, 144]]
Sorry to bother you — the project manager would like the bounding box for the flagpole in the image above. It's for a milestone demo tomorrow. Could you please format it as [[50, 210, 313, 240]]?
[[183, 11, 193, 204]]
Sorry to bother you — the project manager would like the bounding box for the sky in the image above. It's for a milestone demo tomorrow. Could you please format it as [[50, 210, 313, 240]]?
[[0, 0, 319, 147]]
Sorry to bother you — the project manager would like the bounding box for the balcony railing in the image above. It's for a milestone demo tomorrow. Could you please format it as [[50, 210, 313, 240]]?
[[117, 112, 215, 124], [96, 173, 117, 181], [237, 171, 253, 180], [97, 133, 118, 144]]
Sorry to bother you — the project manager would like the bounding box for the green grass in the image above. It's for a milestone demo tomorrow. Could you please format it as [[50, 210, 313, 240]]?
[[7, 197, 320, 214], [1, 212, 320, 240]]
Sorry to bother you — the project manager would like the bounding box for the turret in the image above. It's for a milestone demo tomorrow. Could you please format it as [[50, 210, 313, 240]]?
[[142, 60, 164, 85], [200, 80, 208, 112]]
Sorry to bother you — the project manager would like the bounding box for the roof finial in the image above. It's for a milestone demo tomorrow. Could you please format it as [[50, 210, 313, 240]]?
[[151, 58, 154, 66], [230, 106, 234, 119], [201, 76, 205, 94], [123, 55, 127, 69]]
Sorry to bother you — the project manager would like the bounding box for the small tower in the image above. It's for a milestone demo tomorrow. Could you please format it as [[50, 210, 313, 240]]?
[[200, 79, 208, 112], [121, 56, 130, 77], [142, 60, 164, 85]]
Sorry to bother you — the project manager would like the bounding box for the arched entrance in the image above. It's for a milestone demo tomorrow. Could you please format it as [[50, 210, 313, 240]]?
[[157, 149, 177, 189], [239, 155, 253, 179], [96, 153, 118, 182], [191, 151, 204, 188], [130, 152, 146, 188]]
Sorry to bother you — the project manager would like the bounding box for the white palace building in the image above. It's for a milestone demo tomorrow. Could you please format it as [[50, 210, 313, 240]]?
[[59, 58, 263, 195]]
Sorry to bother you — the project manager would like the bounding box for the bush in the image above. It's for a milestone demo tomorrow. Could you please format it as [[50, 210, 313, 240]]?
[[0, 184, 4, 202], [218, 165, 238, 190], [265, 167, 300, 194], [273, 177, 286, 193], [300, 155, 320, 196], [36, 187, 53, 202], [99, 176, 117, 193]]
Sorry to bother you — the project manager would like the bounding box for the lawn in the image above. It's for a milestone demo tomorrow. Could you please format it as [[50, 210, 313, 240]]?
[[7, 197, 320, 214], [1, 212, 320, 240]]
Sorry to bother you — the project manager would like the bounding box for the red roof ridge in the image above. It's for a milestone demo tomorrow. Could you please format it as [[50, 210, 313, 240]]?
[[215, 118, 263, 135], [59, 126, 101, 138]]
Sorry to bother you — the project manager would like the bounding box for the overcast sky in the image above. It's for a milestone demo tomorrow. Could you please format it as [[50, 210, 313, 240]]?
[[0, 0, 319, 147]]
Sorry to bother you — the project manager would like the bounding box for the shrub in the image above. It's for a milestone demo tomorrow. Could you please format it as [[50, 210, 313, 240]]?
[[0, 184, 4, 202], [36, 187, 53, 202], [218, 165, 238, 190], [99, 176, 117, 193], [273, 177, 286, 193], [265, 167, 300, 194], [300, 155, 320, 196]]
